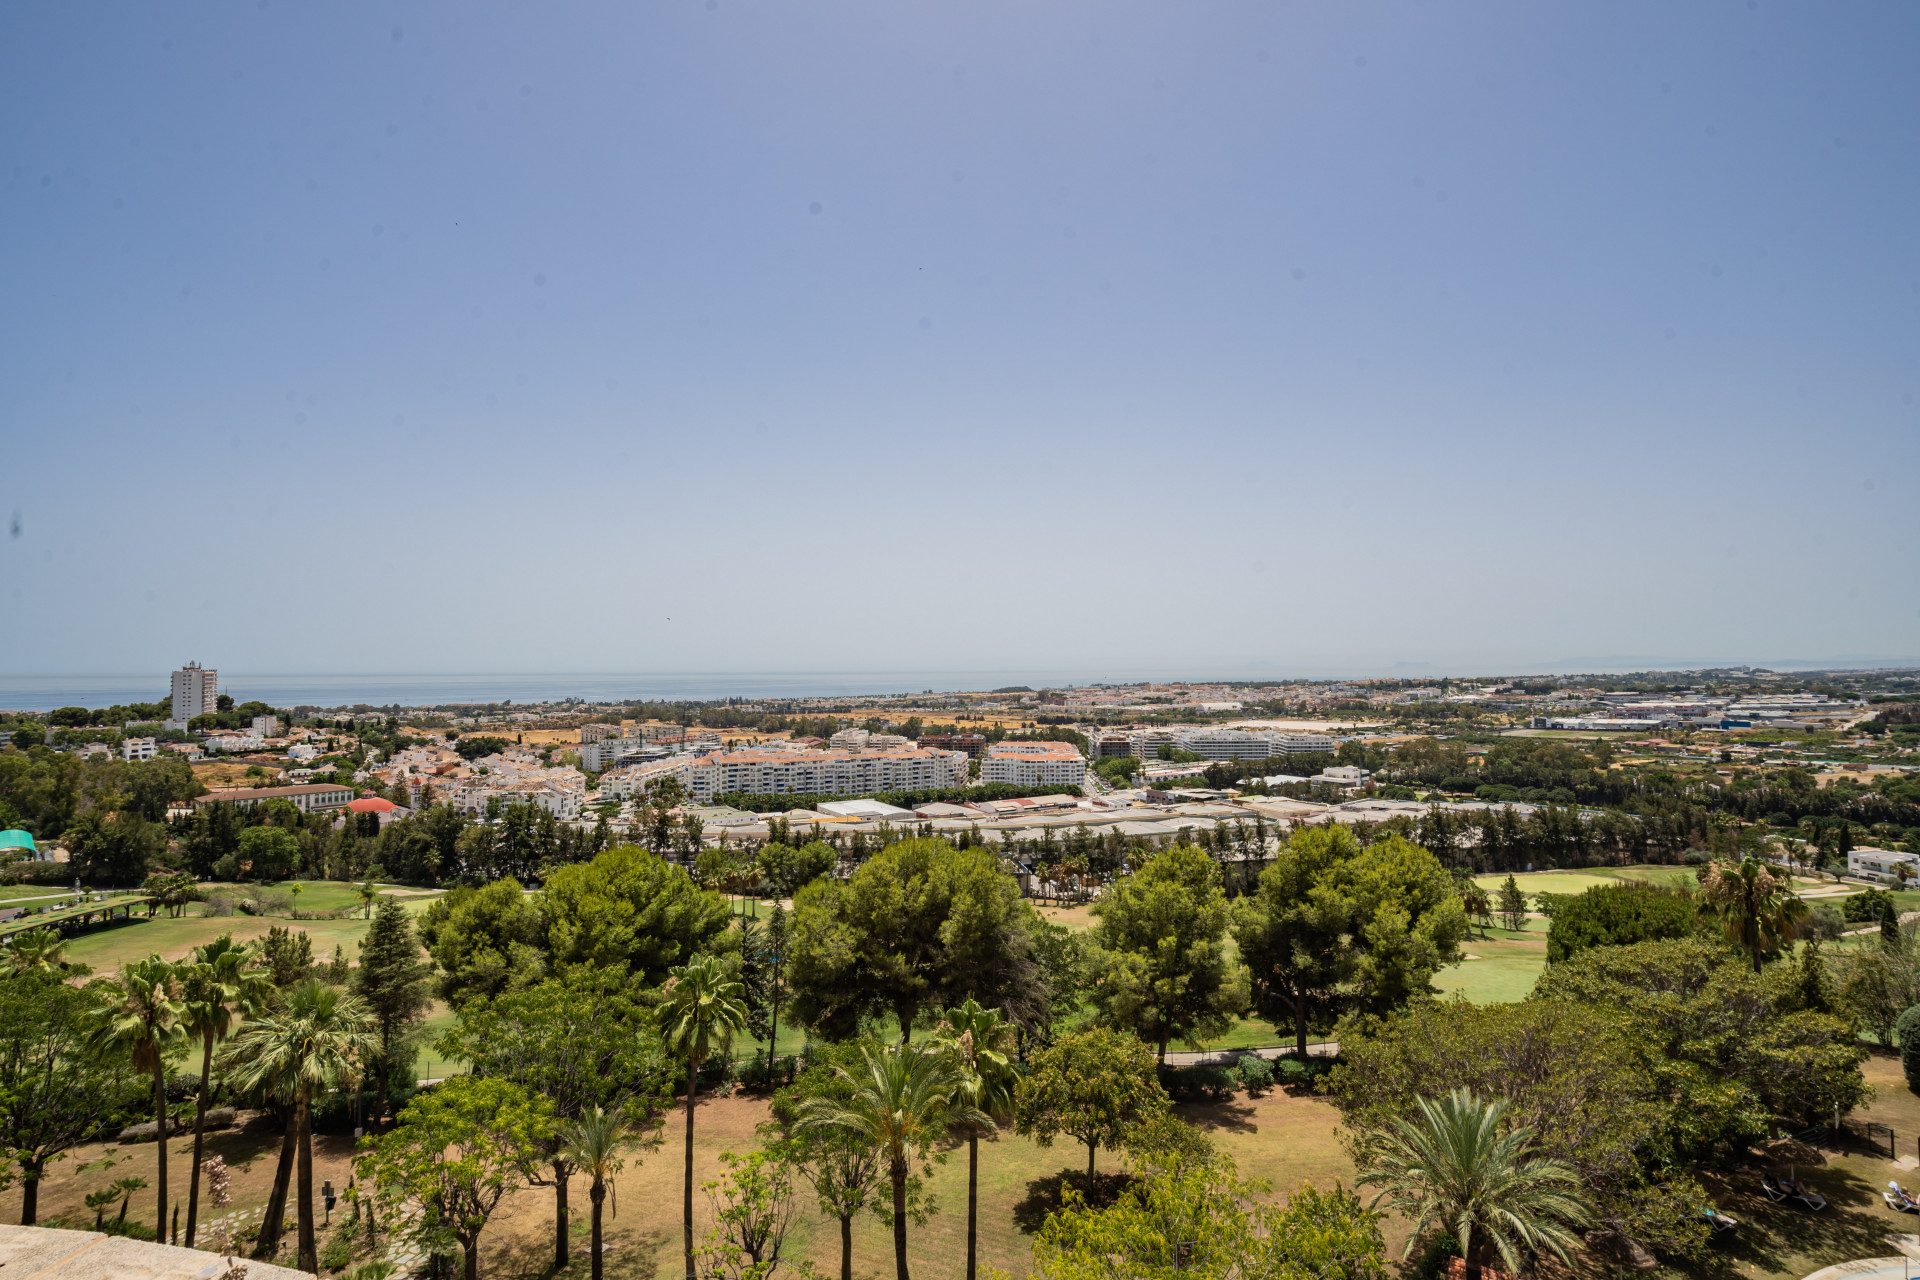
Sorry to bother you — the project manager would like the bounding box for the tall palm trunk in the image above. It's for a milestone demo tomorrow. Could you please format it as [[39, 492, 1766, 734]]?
[[295, 1091, 317, 1273], [151, 1056, 169, 1241], [684, 1050, 698, 1280], [254, 1120, 295, 1258], [185, 1035, 214, 1246], [589, 1177, 607, 1280], [890, 1157, 910, 1280], [966, 1133, 979, 1280], [552, 1159, 570, 1270]]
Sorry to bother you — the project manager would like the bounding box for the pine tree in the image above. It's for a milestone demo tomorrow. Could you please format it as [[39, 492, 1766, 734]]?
[[354, 897, 431, 1109], [1498, 875, 1527, 932]]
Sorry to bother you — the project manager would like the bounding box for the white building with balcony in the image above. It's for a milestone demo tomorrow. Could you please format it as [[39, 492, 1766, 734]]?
[[981, 742, 1087, 787]]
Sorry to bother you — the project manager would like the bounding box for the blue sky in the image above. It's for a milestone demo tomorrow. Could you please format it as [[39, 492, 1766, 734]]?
[[3, 0, 1916, 681]]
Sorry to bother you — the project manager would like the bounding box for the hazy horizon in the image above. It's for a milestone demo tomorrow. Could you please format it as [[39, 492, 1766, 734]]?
[[4, 1, 1915, 675], [3, 655, 1913, 714]]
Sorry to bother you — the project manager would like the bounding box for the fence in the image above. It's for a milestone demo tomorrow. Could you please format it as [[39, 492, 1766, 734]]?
[[1800, 1119, 1896, 1160]]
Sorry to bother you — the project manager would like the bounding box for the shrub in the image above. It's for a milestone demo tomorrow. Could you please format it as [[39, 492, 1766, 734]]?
[[1276, 1057, 1312, 1086], [1898, 1006, 1920, 1092], [320, 1230, 355, 1272], [1845, 889, 1896, 923], [1411, 1231, 1462, 1280], [1235, 1055, 1274, 1094], [1545, 883, 1699, 965], [1802, 903, 1846, 942], [1159, 1064, 1236, 1103]]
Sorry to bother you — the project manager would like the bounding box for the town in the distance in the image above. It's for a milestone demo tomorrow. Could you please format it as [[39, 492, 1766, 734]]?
[[5, 661, 1913, 883]]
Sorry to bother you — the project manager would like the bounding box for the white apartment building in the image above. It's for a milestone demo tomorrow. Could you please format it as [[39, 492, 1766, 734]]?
[[1273, 733, 1336, 755], [250, 715, 282, 737], [1128, 729, 1176, 761], [981, 741, 1088, 787], [579, 736, 661, 771], [829, 728, 871, 750], [1171, 730, 1277, 760], [580, 723, 622, 744], [121, 737, 158, 762], [170, 663, 218, 722], [1312, 765, 1372, 791], [597, 757, 699, 800], [1848, 847, 1920, 884], [682, 746, 965, 802]]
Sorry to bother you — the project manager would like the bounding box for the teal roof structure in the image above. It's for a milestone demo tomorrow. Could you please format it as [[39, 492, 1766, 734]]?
[[0, 830, 35, 854]]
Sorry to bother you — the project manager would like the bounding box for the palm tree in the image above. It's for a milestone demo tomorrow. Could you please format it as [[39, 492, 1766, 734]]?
[[225, 980, 377, 1273], [179, 936, 272, 1248], [1356, 1088, 1588, 1275], [658, 954, 750, 1280], [357, 879, 380, 919], [1699, 856, 1809, 973], [930, 1001, 1016, 1280], [5, 926, 70, 975], [559, 1106, 635, 1280], [800, 1042, 977, 1280], [88, 957, 188, 1241]]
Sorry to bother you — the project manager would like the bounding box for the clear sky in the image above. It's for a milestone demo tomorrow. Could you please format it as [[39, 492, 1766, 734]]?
[[3, 1, 1916, 681]]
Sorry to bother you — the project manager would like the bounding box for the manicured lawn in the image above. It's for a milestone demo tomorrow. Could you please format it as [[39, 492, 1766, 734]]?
[[0, 884, 86, 904], [61, 913, 384, 972], [54, 881, 443, 976], [1469, 866, 1698, 897]]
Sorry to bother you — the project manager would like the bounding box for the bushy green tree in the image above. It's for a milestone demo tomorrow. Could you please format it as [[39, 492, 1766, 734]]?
[[1897, 1005, 1920, 1092], [358, 1076, 552, 1280], [0, 970, 143, 1224], [1545, 883, 1698, 964], [417, 878, 542, 1004], [1032, 1158, 1385, 1280], [758, 840, 838, 899], [786, 837, 1042, 1040], [1015, 1027, 1170, 1179], [1236, 827, 1466, 1055], [541, 844, 735, 983], [1328, 998, 1707, 1260], [1534, 935, 1869, 1134], [1085, 845, 1247, 1062], [437, 968, 673, 1270]]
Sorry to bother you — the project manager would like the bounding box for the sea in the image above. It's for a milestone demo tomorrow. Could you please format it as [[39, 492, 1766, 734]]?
[[0, 670, 1197, 713]]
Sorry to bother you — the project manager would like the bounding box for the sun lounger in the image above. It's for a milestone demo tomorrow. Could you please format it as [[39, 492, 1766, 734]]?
[[1761, 1177, 1790, 1203], [1703, 1208, 1738, 1234], [1785, 1183, 1827, 1211]]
